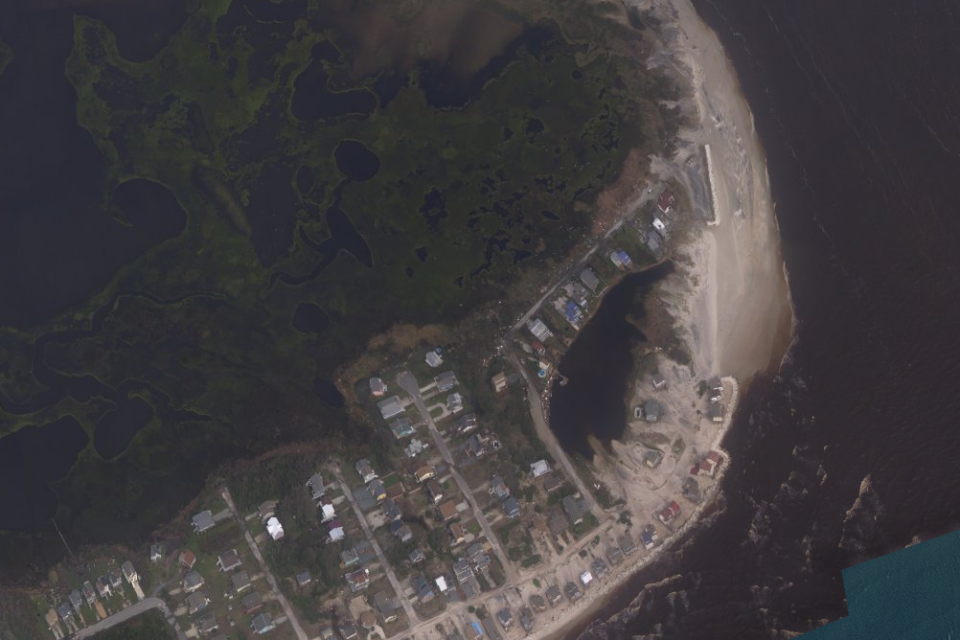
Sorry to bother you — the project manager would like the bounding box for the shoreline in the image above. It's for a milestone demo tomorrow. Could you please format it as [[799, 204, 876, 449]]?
[[537, 0, 796, 636]]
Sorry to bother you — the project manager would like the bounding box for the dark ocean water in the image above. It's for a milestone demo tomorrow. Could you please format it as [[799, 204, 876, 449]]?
[[572, 1, 960, 638]]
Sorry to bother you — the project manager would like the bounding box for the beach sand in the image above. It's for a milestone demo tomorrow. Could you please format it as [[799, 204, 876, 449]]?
[[529, 0, 796, 637]]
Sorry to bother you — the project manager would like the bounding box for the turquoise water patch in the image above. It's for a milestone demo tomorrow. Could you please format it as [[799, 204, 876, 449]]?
[[805, 530, 960, 639]]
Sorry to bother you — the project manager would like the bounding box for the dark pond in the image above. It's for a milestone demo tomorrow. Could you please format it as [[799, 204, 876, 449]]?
[[326, 206, 373, 267], [334, 140, 381, 182], [312, 377, 345, 408], [94, 396, 153, 460], [245, 164, 296, 266], [293, 302, 330, 334], [419, 188, 449, 231], [549, 262, 673, 458], [291, 42, 378, 122], [0, 416, 88, 530]]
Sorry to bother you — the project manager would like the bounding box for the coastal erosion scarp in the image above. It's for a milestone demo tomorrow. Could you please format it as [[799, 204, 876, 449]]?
[[548, 0, 796, 637]]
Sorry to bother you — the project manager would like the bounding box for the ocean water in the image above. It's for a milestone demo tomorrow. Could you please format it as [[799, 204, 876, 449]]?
[[572, 0, 960, 638]]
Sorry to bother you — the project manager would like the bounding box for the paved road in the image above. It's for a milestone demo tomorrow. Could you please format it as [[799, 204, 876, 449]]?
[[71, 597, 184, 640], [503, 345, 600, 516], [334, 466, 420, 624], [396, 372, 518, 584], [221, 487, 311, 640]]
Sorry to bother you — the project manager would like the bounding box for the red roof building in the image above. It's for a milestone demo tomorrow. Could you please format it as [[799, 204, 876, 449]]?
[[657, 501, 681, 525], [658, 190, 676, 214]]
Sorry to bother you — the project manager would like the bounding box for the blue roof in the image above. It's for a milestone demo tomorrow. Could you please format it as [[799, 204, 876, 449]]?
[[471, 622, 484, 635]]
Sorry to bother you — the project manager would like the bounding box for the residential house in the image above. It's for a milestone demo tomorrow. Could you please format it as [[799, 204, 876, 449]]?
[[436, 371, 458, 392], [389, 417, 415, 439], [217, 549, 242, 572], [467, 542, 490, 568], [530, 340, 547, 356], [592, 557, 609, 578], [543, 475, 564, 494], [426, 350, 444, 368], [121, 561, 138, 584], [191, 510, 216, 533], [607, 546, 624, 566], [446, 392, 463, 413], [296, 570, 312, 588], [340, 622, 358, 640], [579, 268, 601, 293], [562, 495, 590, 525], [340, 548, 360, 569], [328, 519, 345, 542], [699, 451, 723, 477], [374, 591, 398, 623], [682, 476, 702, 503], [231, 571, 251, 595], [562, 299, 583, 327], [185, 592, 209, 615], [369, 377, 386, 396], [108, 569, 123, 589], [356, 459, 378, 483], [404, 438, 425, 458], [580, 571, 593, 587], [258, 500, 277, 522], [307, 473, 326, 502], [242, 591, 263, 614], [491, 372, 508, 393], [490, 475, 510, 500], [414, 465, 436, 483], [435, 576, 451, 594], [644, 450, 664, 469], [68, 590, 83, 614], [426, 478, 444, 504], [368, 478, 387, 503], [179, 550, 197, 570], [377, 396, 405, 420], [640, 524, 659, 550], [196, 612, 219, 636], [150, 543, 163, 563], [266, 516, 284, 541], [609, 250, 633, 269], [382, 498, 402, 522], [526, 318, 553, 341], [502, 497, 521, 519], [82, 581, 97, 605], [497, 608, 514, 630], [529, 594, 547, 611], [95, 576, 111, 598], [320, 627, 337, 640], [346, 569, 371, 592], [466, 622, 483, 640], [183, 570, 205, 593], [391, 521, 413, 543], [437, 499, 459, 522], [251, 612, 275, 635], [646, 229, 664, 256], [449, 523, 467, 545], [319, 494, 336, 522], [545, 585, 562, 606], [548, 512, 569, 537], [657, 189, 676, 214], [644, 399, 661, 422], [530, 460, 551, 478], [563, 281, 591, 308], [57, 603, 74, 623], [409, 548, 426, 564], [411, 575, 434, 603], [658, 501, 681, 525], [708, 376, 724, 399], [481, 616, 504, 640], [455, 413, 479, 434], [708, 401, 725, 423], [519, 608, 533, 634]]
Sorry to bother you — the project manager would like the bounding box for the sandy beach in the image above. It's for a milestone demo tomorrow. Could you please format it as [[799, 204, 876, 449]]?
[[529, 0, 796, 637]]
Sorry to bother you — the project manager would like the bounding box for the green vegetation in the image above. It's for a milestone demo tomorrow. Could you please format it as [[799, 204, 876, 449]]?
[[90, 610, 175, 640], [0, 0, 681, 579]]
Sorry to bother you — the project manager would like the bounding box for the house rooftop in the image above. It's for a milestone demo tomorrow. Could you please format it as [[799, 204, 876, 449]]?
[[192, 510, 216, 532]]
